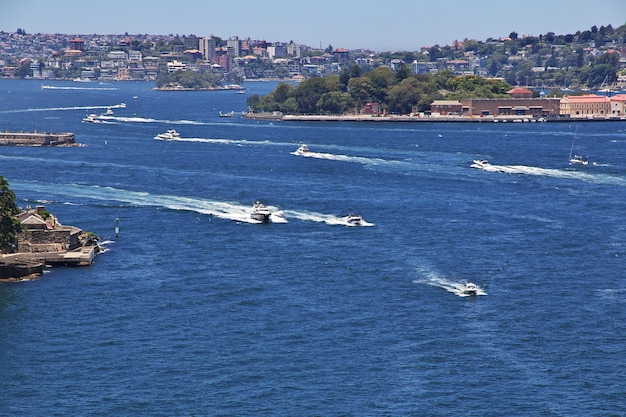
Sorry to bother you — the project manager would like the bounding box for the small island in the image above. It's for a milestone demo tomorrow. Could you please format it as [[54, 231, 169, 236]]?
[[153, 68, 244, 91], [0, 176, 100, 281]]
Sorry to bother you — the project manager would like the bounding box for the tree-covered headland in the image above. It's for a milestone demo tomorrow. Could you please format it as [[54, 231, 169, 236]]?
[[246, 67, 513, 115], [0, 176, 22, 254]]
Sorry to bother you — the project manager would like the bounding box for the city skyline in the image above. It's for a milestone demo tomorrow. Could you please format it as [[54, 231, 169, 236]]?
[[2, 0, 625, 52]]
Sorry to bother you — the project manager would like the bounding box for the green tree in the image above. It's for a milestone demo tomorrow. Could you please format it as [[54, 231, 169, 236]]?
[[317, 91, 353, 114], [348, 77, 375, 110], [0, 176, 22, 253], [293, 77, 327, 114], [395, 63, 412, 83]]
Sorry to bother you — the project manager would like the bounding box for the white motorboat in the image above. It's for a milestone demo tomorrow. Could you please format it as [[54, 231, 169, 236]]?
[[463, 282, 478, 295], [154, 129, 181, 140], [83, 113, 99, 123], [103, 108, 114, 116], [346, 213, 363, 225], [251, 201, 272, 223], [294, 144, 310, 155], [219, 111, 235, 118], [470, 159, 490, 169]]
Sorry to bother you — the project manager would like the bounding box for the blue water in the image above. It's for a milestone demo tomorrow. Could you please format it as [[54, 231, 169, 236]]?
[[1, 79, 625, 416]]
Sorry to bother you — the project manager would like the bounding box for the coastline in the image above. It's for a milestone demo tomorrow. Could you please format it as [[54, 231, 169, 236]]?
[[244, 113, 626, 123]]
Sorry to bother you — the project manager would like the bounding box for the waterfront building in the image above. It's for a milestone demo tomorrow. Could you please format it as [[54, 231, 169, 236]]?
[[460, 97, 561, 117], [430, 100, 463, 115], [609, 94, 626, 116], [560, 94, 611, 118]]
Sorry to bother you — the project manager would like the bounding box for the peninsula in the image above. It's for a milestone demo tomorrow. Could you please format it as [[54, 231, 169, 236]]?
[[0, 178, 100, 281]]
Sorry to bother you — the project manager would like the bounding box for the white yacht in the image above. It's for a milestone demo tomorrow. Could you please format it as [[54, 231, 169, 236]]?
[[219, 111, 235, 118], [463, 282, 478, 295], [154, 129, 181, 140], [82, 113, 99, 123], [294, 144, 310, 155], [251, 201, 272, 223], [346, 213, 363, 226], [470, 159, 490, 169]]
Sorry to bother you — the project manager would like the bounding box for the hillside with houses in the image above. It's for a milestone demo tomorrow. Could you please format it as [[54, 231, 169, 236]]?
[[1, 24, 625, 90]]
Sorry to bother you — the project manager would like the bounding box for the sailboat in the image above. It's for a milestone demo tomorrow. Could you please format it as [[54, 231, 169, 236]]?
[[569, 127, 589, 166]]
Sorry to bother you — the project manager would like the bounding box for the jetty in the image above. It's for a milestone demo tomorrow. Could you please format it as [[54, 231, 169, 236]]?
[[0, 131, 77, 146]]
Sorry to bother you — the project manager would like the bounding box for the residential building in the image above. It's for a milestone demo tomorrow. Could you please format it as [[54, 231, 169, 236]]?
[[227, 36, 241, 57], [268, 44, 288, 60], [507, 87, 534, 98], [199, 37, 217, 62]]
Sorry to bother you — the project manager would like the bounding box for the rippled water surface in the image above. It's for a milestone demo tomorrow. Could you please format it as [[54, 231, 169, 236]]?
[[1, 79, 625, 416]]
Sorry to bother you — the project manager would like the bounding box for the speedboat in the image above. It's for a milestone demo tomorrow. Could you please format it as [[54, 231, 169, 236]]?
[[294, 144, 310, 155], [251, 201, 272, 223], [154, 129, 181, 140], [219, 111, 235, 118], [470, 159, 490, 169], [82, 113, 99, 123], [346, 213, 363, 225], [103, 108, 114, 116], [463, 282, 478, 295]]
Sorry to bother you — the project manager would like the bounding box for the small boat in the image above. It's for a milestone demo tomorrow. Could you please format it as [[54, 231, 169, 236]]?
[[463, 282, 478, 295], [103, 108, 114, 116], [82, 113, 99, 123], [154, 129, 181, 140], [294, 144, 310, 155], [470, 159, 490, 169], [236, 89, 247, 94], [219, 111, 235, 118], [251, 201, 272, 223], [569, 154, 589, 166], [346, 213, 363, 225], [569, 127, 589, 166]]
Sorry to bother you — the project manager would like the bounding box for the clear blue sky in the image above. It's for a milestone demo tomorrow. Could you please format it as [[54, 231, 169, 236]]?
[[2, 0, 625, 51]]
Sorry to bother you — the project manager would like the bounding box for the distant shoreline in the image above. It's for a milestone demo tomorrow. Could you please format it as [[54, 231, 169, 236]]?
[[243, 113, 626, 123]]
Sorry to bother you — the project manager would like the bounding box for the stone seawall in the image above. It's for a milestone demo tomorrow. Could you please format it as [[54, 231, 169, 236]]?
[[0, 131, 77, 146]]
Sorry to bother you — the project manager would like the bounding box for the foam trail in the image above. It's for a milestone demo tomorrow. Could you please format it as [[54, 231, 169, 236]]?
[[0, 103, 127, 114], [471, 161, 626, 186], [413, 267, 486, 297], [283, 210, 374, 226]]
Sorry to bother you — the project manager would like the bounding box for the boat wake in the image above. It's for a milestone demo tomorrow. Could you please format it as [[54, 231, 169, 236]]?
[[8, 181, 372, 226], [0, 103, 127, 114], [42, 85, 118, 91], [291, 149, 392, 167], [471, 160, 626, 186], [413, 269, 486, 297], [153, 135, 275, 146], [282, 210, 374, 226]]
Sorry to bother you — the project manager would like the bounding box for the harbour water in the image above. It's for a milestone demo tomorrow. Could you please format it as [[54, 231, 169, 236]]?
[[1, 79, 625, 416]]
